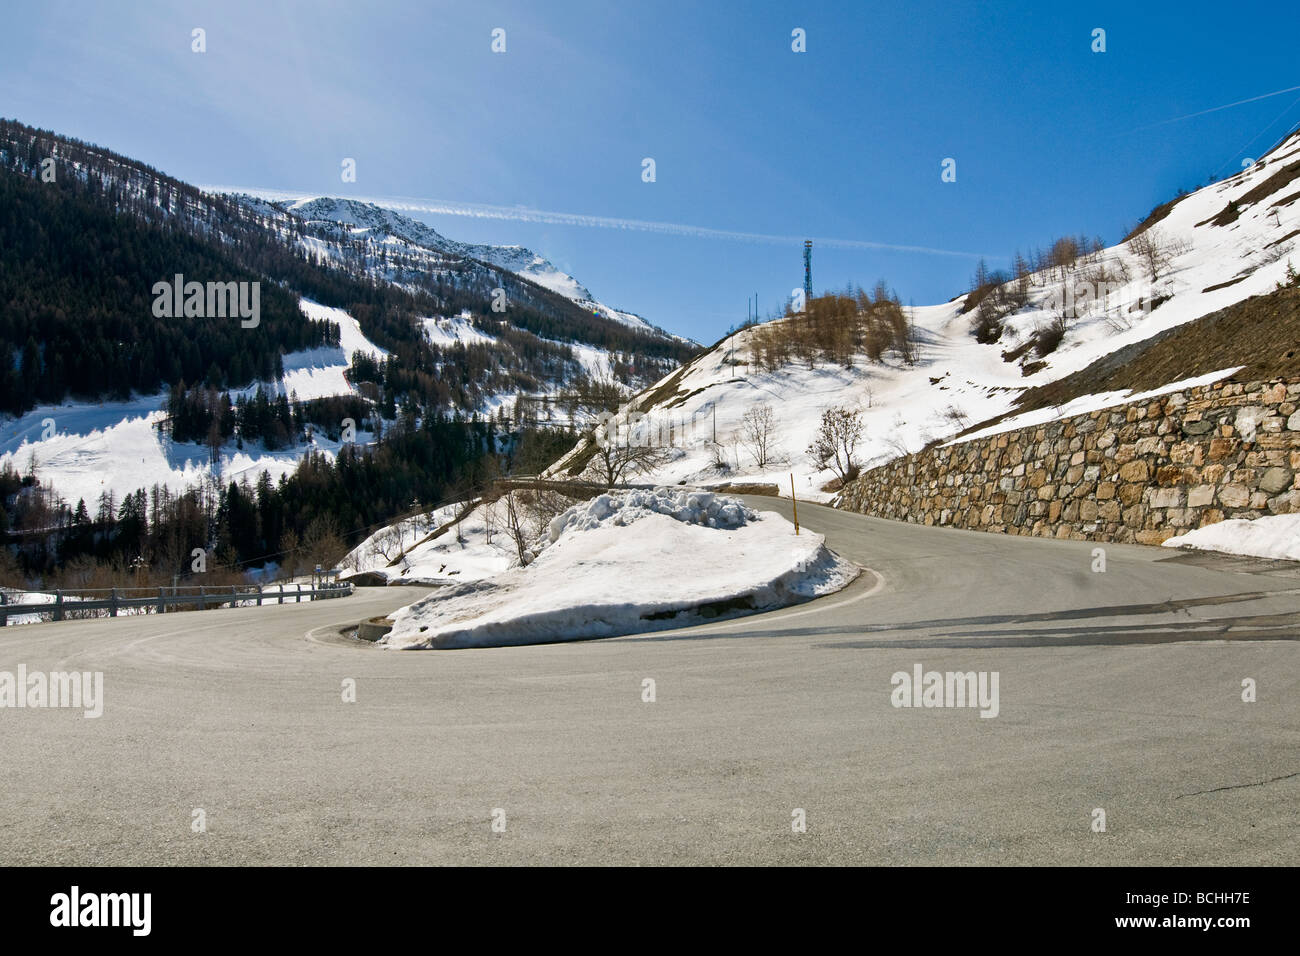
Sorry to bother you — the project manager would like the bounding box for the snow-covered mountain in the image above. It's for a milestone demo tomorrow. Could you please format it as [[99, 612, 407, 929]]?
[[548, 126, 1300, 501], [254, 195, 672, 339], [0, 119, 697, 507]]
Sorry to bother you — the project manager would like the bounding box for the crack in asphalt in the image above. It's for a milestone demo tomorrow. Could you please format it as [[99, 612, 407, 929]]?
[[1176, 770, 1300, 799]]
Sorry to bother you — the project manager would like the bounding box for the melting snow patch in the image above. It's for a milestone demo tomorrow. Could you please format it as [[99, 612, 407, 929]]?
[[381, 488, 858, 649], [1164, 514, 1300, 563]]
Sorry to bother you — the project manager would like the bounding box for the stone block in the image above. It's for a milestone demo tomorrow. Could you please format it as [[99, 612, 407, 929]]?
[[1218, 483, 1249, 507]]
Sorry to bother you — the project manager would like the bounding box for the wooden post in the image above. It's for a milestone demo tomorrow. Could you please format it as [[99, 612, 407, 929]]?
[[54, 590, 64, 622], [257, 586, 263, 607], [199, 586, 206, 610], [109, 587, 118, 617], [278, 586, 284, 605], [0, 590, 7, 628], [157, 587, 165, 615], [230, 586, 238, 609], [790, 473, 799, 535]]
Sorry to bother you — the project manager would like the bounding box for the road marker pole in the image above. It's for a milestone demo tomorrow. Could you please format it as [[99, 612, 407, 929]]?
[[791, 473, 799, 535]]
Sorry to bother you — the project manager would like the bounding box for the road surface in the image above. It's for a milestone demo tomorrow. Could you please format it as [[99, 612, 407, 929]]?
[[1, 498, 1297, 865]]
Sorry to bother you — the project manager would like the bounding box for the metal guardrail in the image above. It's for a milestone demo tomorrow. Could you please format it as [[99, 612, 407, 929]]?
[[0, 582, 354, 627]]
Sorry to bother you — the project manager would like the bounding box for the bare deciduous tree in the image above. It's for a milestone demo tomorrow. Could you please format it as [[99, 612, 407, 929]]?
[[1030, 277, 1072, 356], [740, 404, 779, 468], [301, 514, 346, 572], [941, 404, 971, 429], [369, 525, 404, 563], [520, 485, 577, 539], [581, 416, 673, 487], [1128, 226, 1189, 283], [583, 441, 671, 486], [502, 491, 531, 566], [709, 440, 731, 473], [806, 405, 865, 484]]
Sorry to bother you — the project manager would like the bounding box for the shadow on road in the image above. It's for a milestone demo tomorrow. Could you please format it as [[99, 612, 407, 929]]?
[[621, 593, 1300, 648]]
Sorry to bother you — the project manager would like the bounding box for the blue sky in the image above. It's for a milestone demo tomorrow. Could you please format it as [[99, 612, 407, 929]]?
[[3, 0, 1299, 342]]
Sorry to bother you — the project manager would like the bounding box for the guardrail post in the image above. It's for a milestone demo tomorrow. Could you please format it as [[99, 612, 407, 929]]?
[[230, 586, 237, 609], [54, 590, 64, 622], [0, 591, 7, 628], [199, 586, 206, 610], [109, 587, 118, 617], [296, 583, 302, 603], [157, 587, 165, 614], [257, 586, 263, 607]]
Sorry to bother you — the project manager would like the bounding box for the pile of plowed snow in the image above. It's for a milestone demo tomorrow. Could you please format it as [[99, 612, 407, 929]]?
[[380, 488, 858, 649], [547, 487, 753, 536]]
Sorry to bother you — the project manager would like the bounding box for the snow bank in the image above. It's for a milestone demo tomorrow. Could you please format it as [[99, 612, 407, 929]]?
[[381, 488, 858, 649], [1164, 514, 1300, 562], [546, 487, 752, 538]]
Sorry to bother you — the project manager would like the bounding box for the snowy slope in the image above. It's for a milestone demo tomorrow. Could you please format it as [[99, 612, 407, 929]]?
[[232, 299, 388, 402], [548, 130, 1300, 502], [0, 395, 372, 508], [0, 298, 385, 505], [420, 313, 498, 349], [342, 500, 516, 586]]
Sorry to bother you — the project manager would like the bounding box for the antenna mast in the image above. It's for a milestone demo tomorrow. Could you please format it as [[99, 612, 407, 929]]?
[[803, 240, 813, 307]]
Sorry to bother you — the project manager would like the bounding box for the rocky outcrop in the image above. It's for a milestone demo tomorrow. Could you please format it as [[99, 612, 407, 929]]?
[[836, 379, 1300, 544]]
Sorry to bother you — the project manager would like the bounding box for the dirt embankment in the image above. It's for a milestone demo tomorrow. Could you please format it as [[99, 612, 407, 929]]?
[[1016, 286, 1300, 413]]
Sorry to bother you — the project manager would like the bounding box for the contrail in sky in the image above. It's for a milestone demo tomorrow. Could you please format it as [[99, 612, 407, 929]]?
[[1130, 83, 1300, 132], [204, 185, 995, 260]]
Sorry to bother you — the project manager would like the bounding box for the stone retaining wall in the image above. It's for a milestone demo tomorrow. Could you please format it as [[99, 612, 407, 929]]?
[[836, 379, 1300, 544]]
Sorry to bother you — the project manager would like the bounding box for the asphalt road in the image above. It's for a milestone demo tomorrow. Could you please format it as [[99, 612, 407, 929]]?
[[1, 498, 1297, 865]]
